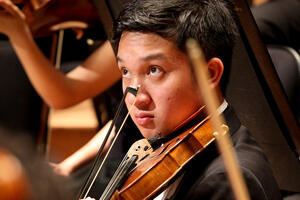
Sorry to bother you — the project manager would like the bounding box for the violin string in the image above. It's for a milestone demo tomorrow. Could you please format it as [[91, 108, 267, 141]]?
[[45, 30, 65, 160], [54, 30, 64, 69], [100, 155, 138, 200], [100, 155, 129, 200], [105, 155, 138, 200], [100, 150, 138, 200], [83, 87, 140, 199]]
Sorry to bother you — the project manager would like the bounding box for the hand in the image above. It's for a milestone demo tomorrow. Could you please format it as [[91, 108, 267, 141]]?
[[0, 0, 30, 40], [49, 162, 72, 177]]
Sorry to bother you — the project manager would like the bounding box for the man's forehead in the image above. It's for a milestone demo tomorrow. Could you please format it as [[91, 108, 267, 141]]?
[[120, 31, 162, 42], [117, 32, 176, 62], [117, 53, 167, 63], [118, 31, 176, 50]]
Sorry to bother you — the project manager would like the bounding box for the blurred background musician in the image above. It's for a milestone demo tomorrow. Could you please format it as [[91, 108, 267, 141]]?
[[0, 0, 140, 197], [232, 0, 300, 198], [250, 0, 300, 122], [0, 127, 72, 200], [250, 0, 300, 52]]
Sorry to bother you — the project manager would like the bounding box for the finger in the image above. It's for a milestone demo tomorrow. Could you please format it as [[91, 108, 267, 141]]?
[[0, 0, 13, 11], [84, 197, 96, 200], [11, 0, 23, 4], [0, 9, 11, 21], [48, 162, 57, 167], [9, 0, 25, 19], [0, 0, 25, 19], [0, 0, 16, 15]]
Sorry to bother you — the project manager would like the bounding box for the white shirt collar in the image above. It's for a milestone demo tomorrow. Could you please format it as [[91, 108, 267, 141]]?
[[216, 99, 228, 114]]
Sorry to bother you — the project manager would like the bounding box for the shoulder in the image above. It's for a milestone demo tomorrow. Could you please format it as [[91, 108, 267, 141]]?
[[178, 126, 281, 200], [184, 166, 279, 200]]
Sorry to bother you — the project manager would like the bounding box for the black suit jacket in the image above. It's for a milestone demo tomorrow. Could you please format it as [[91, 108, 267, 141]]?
[[172, 106, 282, 200]]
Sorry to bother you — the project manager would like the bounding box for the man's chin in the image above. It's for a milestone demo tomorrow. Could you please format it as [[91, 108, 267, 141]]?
[[138, 127, 157, 139]]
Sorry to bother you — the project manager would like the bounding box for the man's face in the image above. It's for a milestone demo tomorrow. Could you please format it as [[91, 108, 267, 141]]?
[[117, 32, 203, 138]]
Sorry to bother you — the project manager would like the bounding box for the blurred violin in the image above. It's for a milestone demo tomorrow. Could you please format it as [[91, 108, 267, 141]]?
[[14, 0, 100, 38], [8, 0, 103, 156]]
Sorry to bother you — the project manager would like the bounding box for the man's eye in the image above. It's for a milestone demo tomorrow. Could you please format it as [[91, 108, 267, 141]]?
[[121, 68, 130, 77], [149, 66, 162, 76]]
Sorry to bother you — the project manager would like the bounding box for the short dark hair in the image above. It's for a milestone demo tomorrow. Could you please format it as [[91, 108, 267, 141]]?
[[111, 0, 239, 90]]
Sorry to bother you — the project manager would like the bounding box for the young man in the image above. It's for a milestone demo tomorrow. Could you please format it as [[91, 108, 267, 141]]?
[[109, 0, 282, 199]]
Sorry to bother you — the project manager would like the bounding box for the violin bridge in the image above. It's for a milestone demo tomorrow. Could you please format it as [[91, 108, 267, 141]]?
[[127, 139, 153, 164]]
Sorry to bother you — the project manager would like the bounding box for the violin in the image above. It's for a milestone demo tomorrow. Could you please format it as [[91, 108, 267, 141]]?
[[15, 0, 100, 38], [80, 103, 225, 200], [108, 111, 218, 200]]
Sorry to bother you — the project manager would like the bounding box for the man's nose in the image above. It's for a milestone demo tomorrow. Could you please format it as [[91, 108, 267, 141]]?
[[126, 85, 151, 109]]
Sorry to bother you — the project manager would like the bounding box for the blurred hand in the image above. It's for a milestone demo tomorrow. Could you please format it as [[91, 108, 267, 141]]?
[[49, 162, 72, 177], [0, 0, 29, 39]]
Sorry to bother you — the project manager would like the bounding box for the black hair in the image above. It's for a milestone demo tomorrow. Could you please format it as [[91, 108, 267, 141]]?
[[111, 0, 239, 91]]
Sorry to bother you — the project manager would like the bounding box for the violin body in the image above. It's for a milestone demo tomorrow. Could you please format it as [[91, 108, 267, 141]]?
[[113, 117, 216, 200]]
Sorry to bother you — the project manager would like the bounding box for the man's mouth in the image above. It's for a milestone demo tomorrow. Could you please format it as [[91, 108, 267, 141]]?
[[135, 113, 154, 125]]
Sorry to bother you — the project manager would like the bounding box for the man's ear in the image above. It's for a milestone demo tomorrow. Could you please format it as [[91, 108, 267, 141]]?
[[207, 57, 224, 88]]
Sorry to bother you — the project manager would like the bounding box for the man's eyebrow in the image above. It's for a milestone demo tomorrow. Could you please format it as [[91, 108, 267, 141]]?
[[141, 53, 166, 61], [116, 56, 123, 63], [116, 53, 166, 63]]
